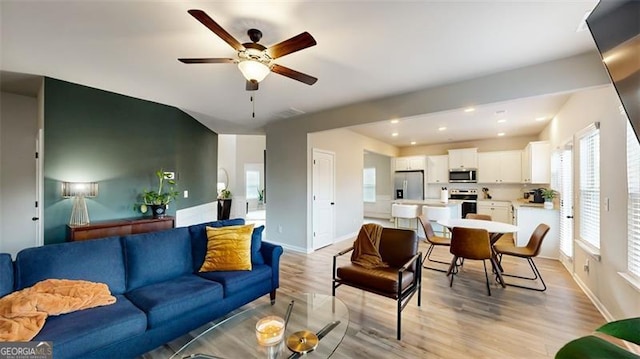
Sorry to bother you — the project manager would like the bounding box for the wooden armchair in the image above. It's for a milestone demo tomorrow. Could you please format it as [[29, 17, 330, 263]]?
[[332, 227, 422, 340]]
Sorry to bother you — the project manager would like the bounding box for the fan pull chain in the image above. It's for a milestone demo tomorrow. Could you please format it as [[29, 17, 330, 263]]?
[[251, 94, 256, 118]]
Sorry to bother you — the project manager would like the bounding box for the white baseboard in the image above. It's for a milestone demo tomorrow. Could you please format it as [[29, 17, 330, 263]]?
[[572, 273, 614, 321]]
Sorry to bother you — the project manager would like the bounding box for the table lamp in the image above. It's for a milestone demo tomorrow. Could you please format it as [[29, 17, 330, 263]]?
[[62, 182, 98, 226]]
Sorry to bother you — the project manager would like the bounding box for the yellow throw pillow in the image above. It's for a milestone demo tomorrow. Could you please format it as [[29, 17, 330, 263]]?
[[200, 224, 254, 272]]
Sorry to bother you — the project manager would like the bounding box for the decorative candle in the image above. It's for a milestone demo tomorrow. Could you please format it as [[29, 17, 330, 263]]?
[[255, 316, 285, 346]]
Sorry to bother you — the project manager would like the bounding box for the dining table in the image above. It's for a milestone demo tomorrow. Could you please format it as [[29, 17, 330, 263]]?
[[437, 218, 519, 287]]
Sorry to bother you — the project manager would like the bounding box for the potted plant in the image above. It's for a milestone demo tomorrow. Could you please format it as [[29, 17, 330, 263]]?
[[217, 188, 232, 220], [140, 169, 179, 218], [541, 188, 557, 209]]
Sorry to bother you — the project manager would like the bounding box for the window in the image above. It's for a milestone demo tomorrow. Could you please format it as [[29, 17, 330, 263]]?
[[551, 145, 573, 257], [363, 167, 376, 202], [627, 121, 640, 278], [578, 124, 600, 250], [246, 170, 260, 199]]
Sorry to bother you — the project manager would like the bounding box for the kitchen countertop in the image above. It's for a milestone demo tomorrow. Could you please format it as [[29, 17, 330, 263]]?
[[392, 199, 462, 207], [511, 199, 549, 209]]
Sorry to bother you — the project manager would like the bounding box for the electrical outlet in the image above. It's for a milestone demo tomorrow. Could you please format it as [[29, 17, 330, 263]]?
[[583, 259, 590, 273], [183, 190, 188, 198], [278, 225, 283, 234]]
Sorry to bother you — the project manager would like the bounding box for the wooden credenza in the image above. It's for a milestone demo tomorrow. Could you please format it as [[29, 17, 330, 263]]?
[[67, 217, 175, 241]]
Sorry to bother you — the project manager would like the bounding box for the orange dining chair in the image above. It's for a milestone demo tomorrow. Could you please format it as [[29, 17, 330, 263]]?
[[417, 214, 451, 272], [494, 223, 550, 291], [447, 227, 501, 296]]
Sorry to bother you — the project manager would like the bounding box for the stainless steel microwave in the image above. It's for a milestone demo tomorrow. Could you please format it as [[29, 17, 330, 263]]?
[[449, 169, 477, 183]]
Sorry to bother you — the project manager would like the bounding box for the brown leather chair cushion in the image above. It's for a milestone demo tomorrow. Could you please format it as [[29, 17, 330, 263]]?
[[378, 228, 419, 268], [493, 244, 533, 257], [336, 264, 415, 295]]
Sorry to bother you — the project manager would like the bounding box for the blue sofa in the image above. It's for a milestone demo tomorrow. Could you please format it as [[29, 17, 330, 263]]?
[[0, 218, 283, 359]]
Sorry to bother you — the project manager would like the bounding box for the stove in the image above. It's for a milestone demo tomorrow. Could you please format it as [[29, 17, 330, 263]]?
[[449, 189, 478, 217]]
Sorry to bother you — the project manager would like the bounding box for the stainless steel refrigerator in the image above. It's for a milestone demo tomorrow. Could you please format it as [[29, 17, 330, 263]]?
[[394, 170, 424, 200]]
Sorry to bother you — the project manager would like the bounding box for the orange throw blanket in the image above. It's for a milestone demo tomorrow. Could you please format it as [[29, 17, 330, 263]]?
[[0, 279, 116, 342], [351, 223, 388, 269]]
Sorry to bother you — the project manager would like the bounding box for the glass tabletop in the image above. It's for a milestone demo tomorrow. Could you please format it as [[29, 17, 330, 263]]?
[[170, 293, 349, 359]]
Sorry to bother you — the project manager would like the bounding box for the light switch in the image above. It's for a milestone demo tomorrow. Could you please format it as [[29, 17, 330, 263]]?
[[604, 197, 609, 212], [183, 190, 189, 198]]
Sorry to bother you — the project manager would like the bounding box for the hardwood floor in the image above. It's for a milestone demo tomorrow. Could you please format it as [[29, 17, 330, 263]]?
[[142, 221, 605, 359]]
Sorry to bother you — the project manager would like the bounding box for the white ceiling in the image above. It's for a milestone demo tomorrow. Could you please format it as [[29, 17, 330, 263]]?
[[0, 0, 599, 144]]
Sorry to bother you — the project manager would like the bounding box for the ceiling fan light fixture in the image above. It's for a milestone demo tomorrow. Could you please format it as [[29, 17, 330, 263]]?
[[238, 59, 271, 83]]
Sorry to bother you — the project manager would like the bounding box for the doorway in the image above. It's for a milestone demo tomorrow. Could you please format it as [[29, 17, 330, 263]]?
[[312, 149, 335, 250]]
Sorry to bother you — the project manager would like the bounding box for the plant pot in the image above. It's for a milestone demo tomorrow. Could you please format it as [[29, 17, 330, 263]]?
[[150, 204, 168, 218], [544, 201, 553, 210]]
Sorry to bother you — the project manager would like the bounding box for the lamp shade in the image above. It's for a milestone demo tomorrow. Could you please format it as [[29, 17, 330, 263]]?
[[62, 182, 98, 198], [238, 60, 270, 82]]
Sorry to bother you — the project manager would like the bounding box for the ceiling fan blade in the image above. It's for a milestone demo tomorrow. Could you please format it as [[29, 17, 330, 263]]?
[[271, 64, 318, 85], [246, 80, 259, 91], [178, 58, 236, 64], [266, 32, 316, 59], [187, 9, 244, 52]]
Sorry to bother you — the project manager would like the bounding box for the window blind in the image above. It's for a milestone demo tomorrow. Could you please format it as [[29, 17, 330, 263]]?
[[627, 122, 640, 278], [579, 127, 600, 249], [246, 170, 260, 199], [363, 168, 376, 202], [552, 147, 574, 257]]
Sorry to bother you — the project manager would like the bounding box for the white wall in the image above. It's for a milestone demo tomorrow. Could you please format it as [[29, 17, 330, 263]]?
[[363, 152, 392, 218], [541, 85, 640, 319], [1, 92, 39, 257], [400, 134, 540, 156], [308, 129, 397, 245]]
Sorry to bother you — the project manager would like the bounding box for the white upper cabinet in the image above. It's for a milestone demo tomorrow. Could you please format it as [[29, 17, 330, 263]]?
[[448, 148, 478, 169], [426, 155, 449, 183], [394, 156, 426, 171], [521, 141, 550, 184], [478, 150, 522, 183]]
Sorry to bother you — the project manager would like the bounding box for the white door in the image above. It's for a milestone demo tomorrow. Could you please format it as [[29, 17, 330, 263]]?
[[312, 149, 335, 250]]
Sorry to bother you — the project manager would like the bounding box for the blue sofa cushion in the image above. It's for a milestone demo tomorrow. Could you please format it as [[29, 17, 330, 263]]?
[[189, 218, 245, 271], [123, 227, 193, 291], [251, 225, 265, 265], [34, 294, 147, 359], [198, 264, 271, 297], [0, 253, 13, 297], [14, 236, 127, 294], [126, 274, 223, 328]]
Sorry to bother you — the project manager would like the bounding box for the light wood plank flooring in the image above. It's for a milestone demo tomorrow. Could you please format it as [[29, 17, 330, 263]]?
[[142, 221, 605, 359]]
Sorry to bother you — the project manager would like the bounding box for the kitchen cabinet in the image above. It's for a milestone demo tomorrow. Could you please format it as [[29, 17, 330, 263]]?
[[426, 155, 449, 183], [513, 205, 559, 259], [477, 201, 512, 224], [522, 141, 550, 184], [448, 148, 477, 169], [394, 156, 425, 171], [478, 150, 522, 183]]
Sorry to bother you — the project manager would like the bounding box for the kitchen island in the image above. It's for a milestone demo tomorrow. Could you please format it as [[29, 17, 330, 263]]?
[[391, 199, 462, 232]]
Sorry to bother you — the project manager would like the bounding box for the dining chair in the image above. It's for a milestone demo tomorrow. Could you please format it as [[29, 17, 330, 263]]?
[[422, 205, 451, 237], [332, 227, 422, 340], [447, 227, 499, 296], [493, 223, 550, 291], [465, 213, 492, 220], [417, 214, 451, 272]]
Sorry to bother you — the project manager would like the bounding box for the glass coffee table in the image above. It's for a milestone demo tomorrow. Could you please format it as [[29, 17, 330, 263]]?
[[170, 293, 349, 359]]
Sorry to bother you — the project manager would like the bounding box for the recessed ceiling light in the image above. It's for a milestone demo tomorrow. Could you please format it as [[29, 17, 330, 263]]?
[[497, 132, 505, 137], [497, 119, 507, 123], [390, 119, 399, 124], [464, 108, 475, 113], [392, 132, 399, 137], [535, 117, 547, 121], [410, 141, 417, 145], [438, 126, 447, 131]]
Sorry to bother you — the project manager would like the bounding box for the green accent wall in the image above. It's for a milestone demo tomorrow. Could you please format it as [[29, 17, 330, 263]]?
[[43, 78, 217, 244]]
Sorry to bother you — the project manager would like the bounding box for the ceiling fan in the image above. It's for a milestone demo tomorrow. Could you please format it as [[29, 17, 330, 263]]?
[[179, 9, 318, 91]]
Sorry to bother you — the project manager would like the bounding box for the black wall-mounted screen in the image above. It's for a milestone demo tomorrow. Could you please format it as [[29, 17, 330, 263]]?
[[586, 0, 639, 141]]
